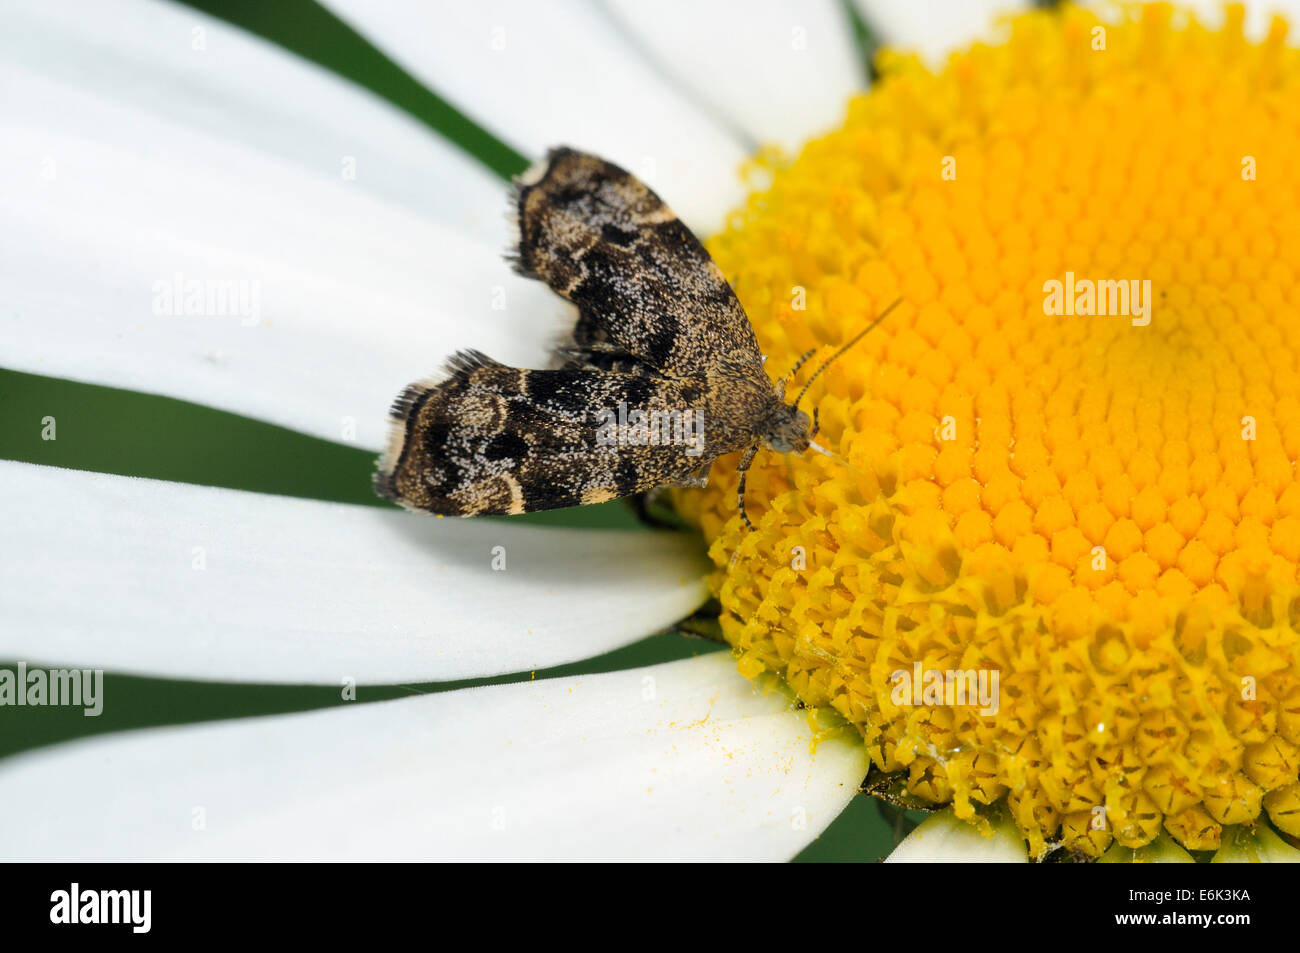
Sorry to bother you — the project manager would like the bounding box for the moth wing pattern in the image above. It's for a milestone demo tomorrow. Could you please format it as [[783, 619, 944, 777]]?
[[376, 350, 714, 516], [511, 148, 768, 386]]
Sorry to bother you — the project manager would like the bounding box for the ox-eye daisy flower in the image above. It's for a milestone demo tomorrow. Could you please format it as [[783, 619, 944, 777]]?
[[2, 0, 1299, 863]]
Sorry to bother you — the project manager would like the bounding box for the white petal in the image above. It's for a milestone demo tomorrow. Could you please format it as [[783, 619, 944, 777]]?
[[602, 0, 862, 153], [2, 0, 506, 244], [885, 808, 1029, 862], [854, 0, 1027, 66], [319, 0, 749, 233], [0, 655, 869, 861], [0, 93, 564, 450], [0, 462, 709, 684]]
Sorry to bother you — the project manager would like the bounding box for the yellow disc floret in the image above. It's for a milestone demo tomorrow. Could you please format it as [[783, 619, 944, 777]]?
[[674, 2, 1300, 858]]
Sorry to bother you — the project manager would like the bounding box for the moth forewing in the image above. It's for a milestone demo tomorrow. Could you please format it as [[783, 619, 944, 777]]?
[[375, 353, 717, 516], [376, 146, 887, 527]]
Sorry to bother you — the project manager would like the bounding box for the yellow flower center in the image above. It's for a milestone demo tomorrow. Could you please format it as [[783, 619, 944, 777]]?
[[674, 2, 1300, 858]]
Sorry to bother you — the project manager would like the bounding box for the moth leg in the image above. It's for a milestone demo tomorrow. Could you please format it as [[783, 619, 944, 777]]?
[[666, 461, 712, 489], [627, 461, 713, 529], [735, 445, 759, 531]]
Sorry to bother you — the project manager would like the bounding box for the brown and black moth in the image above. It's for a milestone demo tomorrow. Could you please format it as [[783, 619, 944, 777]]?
[[376, 147, 897, 528]]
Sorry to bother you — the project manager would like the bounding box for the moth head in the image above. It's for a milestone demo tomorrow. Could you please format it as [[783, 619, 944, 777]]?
[[763, 404, 815, 454], [763, 298, 903, 460]]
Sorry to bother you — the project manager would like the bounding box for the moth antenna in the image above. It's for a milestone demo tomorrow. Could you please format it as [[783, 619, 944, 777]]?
[[793, 296, 903, 411], [735, 444, 759, 532], [783, 346, 820, 385]]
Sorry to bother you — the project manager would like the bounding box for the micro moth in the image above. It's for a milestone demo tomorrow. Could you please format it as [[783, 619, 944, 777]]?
[[376, 147, 897, 528]]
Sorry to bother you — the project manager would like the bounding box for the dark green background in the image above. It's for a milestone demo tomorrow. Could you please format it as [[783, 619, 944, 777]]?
[[0, 0, 945, 861]]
